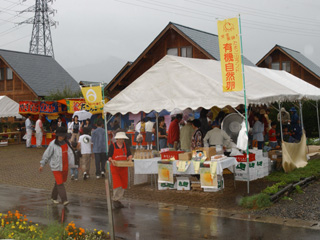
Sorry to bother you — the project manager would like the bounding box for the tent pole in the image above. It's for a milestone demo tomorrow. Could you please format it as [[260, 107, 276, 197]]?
[[278, 102, 283, 142], [299, 101, 304, 130], [239, 14, 250, 194], [102, 84, 115, 240], [156, 113, 159, 151], [316, 101, 320, 140]]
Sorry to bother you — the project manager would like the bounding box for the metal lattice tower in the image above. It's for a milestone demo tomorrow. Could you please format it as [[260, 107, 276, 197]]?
[[19, 0, 57, 58]]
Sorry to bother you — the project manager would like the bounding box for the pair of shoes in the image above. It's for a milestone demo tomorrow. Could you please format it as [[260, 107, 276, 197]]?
[[71, 174, 75, 180], [101, 171, 105, 178], [63, 201, 69, 206], [113, 200, 125, 209], [51, 199, 59, 204], [96, 175, 100, 179]]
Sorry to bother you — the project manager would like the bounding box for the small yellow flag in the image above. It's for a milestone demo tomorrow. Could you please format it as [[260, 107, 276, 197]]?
[[81, 86, 103, 109], [217, 17, 243, 92]]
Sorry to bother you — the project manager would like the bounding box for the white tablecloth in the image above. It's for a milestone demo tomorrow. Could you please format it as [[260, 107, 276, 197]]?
[[134, 157, 238, 175]]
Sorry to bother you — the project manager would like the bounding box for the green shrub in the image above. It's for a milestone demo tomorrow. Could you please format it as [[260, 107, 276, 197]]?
[[240, 193, 272, 209], [262, 181, 286, 195]]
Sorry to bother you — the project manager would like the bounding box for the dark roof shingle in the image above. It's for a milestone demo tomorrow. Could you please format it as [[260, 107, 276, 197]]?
[[0, 49, 80, 96], [277, 45, 320, 78]]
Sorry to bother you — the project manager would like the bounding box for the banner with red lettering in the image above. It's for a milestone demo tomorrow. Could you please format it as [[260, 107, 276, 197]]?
[[217, 17, 243, 92], [19, 101, 67, 115]]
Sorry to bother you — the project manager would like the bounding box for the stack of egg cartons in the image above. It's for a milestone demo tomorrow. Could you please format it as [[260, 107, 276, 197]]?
[[234, 153, 257, 181]]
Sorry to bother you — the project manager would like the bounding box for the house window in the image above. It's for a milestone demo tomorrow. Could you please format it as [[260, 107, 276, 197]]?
[[282, 61, 291, 72], [6, 68, 13, 80], [167, 48, 178, 56], [0, 68, 4, 81], [271, 62, 280, 70], [181, 46, 192, 58]]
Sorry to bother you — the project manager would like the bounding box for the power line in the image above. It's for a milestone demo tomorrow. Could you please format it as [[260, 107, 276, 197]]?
[[116, 0, 320, 37], [191, 0, 320, 26], [142, 0, 320, 34], [0, 33, 30, 47]]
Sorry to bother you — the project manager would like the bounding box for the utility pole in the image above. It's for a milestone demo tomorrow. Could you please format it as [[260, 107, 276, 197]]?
[[19, 0, 57, 58]]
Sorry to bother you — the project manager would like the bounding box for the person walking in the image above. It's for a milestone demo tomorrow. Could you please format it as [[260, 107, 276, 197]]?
[[91, 119, 107, 179], [35, 114, 44, 148], [25, 114, 33, 148], [39, 127, 75, 206], [108, 131, 132, 208], [77, 127, 92, 180], [69, 115, 80, 144]]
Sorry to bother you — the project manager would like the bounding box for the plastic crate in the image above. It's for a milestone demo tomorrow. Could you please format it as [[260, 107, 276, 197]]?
[[235, 153, 255, 162], [160, 151, 184, 160]]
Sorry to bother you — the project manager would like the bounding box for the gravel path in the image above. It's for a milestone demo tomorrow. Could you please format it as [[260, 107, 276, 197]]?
[[252, 180, 320, 221]]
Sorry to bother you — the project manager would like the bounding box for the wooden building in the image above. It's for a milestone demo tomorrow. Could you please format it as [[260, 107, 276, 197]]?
[[0, 49, 79, 102], [105, 22, 254, 98], [257, 45, 320, 88]]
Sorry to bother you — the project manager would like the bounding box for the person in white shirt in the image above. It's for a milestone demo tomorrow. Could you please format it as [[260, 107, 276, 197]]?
[[134, 120, 142, 149], [77, 127, 92, 180], [25, 114, 33, 148], [203, 122, 232, 149], [145, 117, 154, 150], [35, 114, 44, 148]]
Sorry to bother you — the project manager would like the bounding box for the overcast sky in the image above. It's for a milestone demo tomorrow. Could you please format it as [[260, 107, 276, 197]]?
[[1, 0, 320, 83]]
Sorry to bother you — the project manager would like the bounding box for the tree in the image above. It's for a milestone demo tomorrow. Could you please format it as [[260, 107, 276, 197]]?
[[44, 86, 82, 100]]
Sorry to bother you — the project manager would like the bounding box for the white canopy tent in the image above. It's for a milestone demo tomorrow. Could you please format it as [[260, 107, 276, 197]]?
[[0, 96, 23, 118], [103, 55, 320, 193], [104, 55, 320, 115]]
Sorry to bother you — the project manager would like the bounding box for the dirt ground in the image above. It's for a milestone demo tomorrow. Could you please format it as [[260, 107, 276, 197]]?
[[0, 144, 319, 221]]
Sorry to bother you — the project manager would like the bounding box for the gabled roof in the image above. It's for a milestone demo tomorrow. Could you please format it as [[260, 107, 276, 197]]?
[[171, 22, 254, 66], [105, 22, 254, 93], [279, 45, 320, 78], [0, 49, 80, 97], [257, 45, 320, 79], [106, 61, 132, 92]]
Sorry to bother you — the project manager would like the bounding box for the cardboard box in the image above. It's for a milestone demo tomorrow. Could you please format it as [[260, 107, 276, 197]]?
[[177, 177, 190, 191], [161, 151, 184, 160], [235, 161, 256, 172], [178, 152, 192, 161], [235, 153, 256, 162], [268, 150, 282, 161], [203, 176, 224, 192], [235, 170, 257, 181], [195, 147, 216, 160], [158, 182, 177, 190], [0, 140, 8, 147], [113, 161, 134, 167]]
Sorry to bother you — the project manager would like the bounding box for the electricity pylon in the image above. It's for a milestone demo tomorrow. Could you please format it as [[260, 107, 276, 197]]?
[[19, 0, 57, 58]]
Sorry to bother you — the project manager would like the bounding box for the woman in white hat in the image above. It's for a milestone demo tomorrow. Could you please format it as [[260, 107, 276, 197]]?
[[108, 131, 132, 208]]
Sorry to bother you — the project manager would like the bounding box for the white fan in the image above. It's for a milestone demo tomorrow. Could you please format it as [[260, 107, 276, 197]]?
[[221, 113, 243, 144]]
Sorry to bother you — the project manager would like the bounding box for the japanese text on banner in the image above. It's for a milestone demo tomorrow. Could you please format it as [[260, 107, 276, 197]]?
[[217, 17, 243, 92]]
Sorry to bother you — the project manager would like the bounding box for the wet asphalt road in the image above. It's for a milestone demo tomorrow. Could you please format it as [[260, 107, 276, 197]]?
[[0, 184, 319, 240]]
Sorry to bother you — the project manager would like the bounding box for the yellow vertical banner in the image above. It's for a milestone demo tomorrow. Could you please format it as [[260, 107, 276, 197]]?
[[81, 86, 103, 109], [217, 17, 243, 92]]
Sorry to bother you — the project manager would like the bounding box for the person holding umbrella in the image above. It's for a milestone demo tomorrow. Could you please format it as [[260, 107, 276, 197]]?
[[39, 127, 75, 206], [108, 131, 132, 208], [68, 115, 81, 144]]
